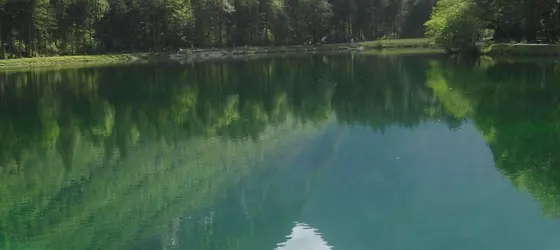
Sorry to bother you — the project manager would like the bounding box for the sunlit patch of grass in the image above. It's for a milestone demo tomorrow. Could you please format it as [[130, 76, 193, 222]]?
[[0, 54, 141, 70]]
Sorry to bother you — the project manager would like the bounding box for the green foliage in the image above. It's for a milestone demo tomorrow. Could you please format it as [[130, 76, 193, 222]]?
[[426, 0, 560, 44], [0, 0, 433, 58], [425, 0, 485, 53]]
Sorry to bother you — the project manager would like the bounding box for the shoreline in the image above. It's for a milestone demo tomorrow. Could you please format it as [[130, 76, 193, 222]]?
[[479, 43, 560, 56], [2, 40, 560, 71], [0, 39, 433, 70]]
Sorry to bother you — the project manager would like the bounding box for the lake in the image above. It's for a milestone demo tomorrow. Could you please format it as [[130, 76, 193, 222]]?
[[1, 53, 560, 250]]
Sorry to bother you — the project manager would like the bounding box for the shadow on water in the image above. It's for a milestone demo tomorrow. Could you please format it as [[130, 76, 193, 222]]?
[[0, 53, 560, 249]]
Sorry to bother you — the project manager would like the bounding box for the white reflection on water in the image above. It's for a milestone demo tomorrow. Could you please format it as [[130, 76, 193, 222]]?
[[276, 223, 333, 250]]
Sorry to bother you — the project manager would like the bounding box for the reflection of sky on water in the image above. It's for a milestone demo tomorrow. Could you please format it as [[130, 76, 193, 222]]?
[[276, 223, 333, 250]]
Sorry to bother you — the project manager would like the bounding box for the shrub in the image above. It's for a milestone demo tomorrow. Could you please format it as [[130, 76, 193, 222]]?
[[425, 0, 485, 53]]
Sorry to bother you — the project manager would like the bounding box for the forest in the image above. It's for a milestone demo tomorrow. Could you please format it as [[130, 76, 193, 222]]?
[[426, 0, 560, 52], [0, 0, 434, 58], [3, 0, 560, 58]]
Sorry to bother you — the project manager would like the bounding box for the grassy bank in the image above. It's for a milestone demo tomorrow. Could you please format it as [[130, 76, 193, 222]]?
[[479, 43, 560, 56], [0, 54, 143, 68], [0, 38, 432, 70]]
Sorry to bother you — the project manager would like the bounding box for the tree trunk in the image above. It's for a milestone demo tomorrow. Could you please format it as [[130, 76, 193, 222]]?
[[525, 1, 537, 42], [44, 29, 48, 55], [219, 18, 223, 46], [0, 12, 4, 59], [264, 11, 269, 44], [28, 3, 35, 57]]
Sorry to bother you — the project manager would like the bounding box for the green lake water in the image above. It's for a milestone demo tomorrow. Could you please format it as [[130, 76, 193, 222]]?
[[1, 53, 560, 249]]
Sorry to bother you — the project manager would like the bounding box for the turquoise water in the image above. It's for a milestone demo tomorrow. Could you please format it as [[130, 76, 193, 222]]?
[[1, 54, 560, 249]]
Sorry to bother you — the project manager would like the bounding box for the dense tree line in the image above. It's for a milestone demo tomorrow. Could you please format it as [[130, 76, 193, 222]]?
[[0, 0, 433, 58], [477, 0, 560, 42], [426, 0, 560, 52]]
